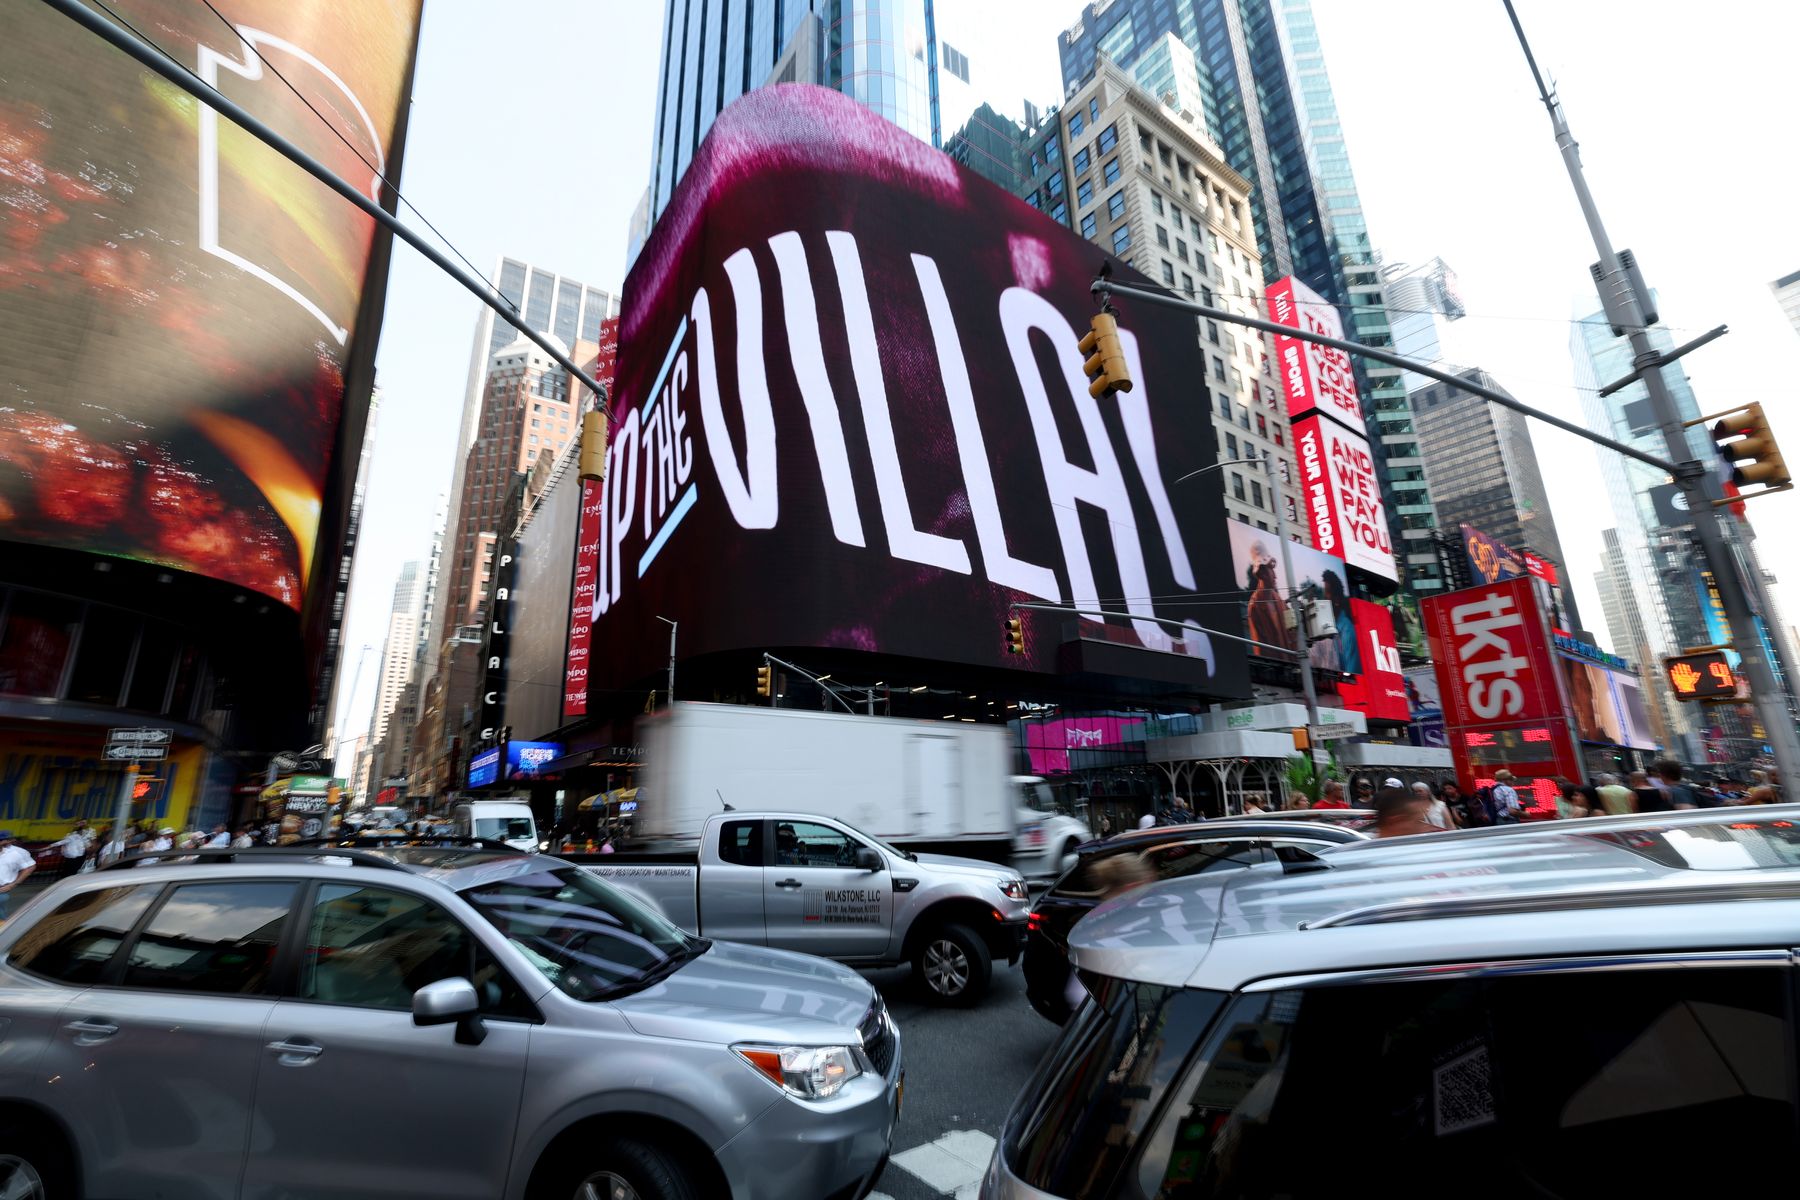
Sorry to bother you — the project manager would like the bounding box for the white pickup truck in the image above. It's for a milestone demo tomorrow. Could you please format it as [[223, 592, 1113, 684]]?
[[588, 810, 1031, 1004]]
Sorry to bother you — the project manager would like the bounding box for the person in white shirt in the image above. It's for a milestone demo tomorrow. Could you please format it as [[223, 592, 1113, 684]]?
[[204, 824, 231, 848], [1491, 770, 1525, 823], [230, 827, 255, 849], [1136, 811, 1157, 830], [0, 831, 37, 920], [1414, 782, 1454, 829], [55, 821, 91, 879], [148, 828, 175, 852]]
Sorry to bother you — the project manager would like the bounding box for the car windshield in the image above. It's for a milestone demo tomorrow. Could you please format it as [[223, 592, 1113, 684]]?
[[474, 817, 535, 841], [462, 865, 704, 1001], [1584, 819, 1800, 870]]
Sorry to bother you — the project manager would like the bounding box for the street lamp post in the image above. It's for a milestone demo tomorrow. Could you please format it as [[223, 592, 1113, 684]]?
[[654, 617, 677, 710]]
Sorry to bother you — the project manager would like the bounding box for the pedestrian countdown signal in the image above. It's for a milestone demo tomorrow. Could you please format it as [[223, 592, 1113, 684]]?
[[1665, 651, 1738, 700]]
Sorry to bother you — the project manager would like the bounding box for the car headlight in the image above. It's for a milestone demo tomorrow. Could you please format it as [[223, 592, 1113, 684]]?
[[1000, 877, 1029, 901], [734, 1044, 864, 1100]]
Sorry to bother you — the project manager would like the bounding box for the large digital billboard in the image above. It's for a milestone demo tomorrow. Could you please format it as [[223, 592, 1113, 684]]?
[[1423, 577, 1582, 787], [1338, 598, 1409, 723], [563, 320, 619, 723], [0, 1, 422, 607], [1293, 415, 1398, 581], [1265, 276, 1363, 430], [588, 86, 1246, 696], [1461, 523, 1526, 585]]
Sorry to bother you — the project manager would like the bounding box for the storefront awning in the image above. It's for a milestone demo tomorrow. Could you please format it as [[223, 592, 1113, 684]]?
[[1146, 730, 1299, 763]]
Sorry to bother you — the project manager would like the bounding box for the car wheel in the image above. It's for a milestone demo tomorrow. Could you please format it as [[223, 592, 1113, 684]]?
[[0, 1113, 72, 1199], [547, 1137, 699, 1200], [1058, 840, 1081, 876], [915, 922, 992, 1006]]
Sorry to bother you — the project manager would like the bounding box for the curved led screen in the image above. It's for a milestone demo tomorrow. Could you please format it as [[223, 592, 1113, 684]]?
[[0, 0, 421, 607], [591, 85, 1245, 695]]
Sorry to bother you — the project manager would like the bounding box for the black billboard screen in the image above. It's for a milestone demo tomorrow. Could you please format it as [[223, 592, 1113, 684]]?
[[594, 85, 1245, 696]]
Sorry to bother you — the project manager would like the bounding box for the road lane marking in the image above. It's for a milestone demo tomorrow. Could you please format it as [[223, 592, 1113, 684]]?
[[888, 1129, 997, 1197]]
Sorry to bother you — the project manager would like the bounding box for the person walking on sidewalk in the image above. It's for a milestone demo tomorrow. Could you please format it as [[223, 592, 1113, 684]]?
[[0, 832, 37, 921]]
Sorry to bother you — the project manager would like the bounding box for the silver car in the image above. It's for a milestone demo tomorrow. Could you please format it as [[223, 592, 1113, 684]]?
[[0, 844, 902, 1200]]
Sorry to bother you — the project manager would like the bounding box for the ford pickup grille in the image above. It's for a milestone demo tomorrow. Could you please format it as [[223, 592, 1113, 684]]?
[[859, 999, 895, 1077]]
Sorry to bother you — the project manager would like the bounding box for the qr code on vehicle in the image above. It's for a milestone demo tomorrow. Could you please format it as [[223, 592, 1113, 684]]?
[[1433, 1044, 1497, 1136]]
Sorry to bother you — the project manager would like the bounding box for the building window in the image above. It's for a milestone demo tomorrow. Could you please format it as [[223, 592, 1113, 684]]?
[[1069, 111, 1085, 138], [1107, 190, 1125, 219], [1257, 413, 1268, 437], [1151, 192, 1164, 216], [1026, 191, 1042, 210], [1251, 480, 1264, 509], [1103, 157, 1121, 185], [1219, 394, 1233, 420], [1161, 262, 1175, 285], [1156, 226, 1169, 248], [1045, 135, 1059, 159], [1074, 147, 1091, 174], [1232, 474, 1246, 500], [1081, 212, 1098, 238], [1208, 320, 1220, 345], [941, 43, 971, 83], [1182, 272, 1193, 294], [1098, 123, 1118, 152], [1213, 357, 1226, 381], [1050, 201, 1068, 225], [1077, 179, 1094, 207], [1048, 171, 1065, 197], [1176, 238, 1188, 261], [1111, 225, 1132, 255], [1089, 98, 1100, 124], [1226, 432, 1238, 458], [1201, 285, 1214, 305]]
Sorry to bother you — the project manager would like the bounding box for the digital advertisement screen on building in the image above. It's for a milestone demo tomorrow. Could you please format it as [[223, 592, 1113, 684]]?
[[1461, 523, 1526, 585], [589, 85, 1246, 696], [563, 319, 619, 723], [1422, 577, 1581, 790], [1292, 415, 1397, 581], [0, 0, 422, 608], [1265, 275, 1363, 431], [1338, 598, 1410, 723]]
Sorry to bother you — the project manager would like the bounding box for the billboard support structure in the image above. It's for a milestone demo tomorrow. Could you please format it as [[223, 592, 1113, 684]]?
[[41, 0, 612, 416]]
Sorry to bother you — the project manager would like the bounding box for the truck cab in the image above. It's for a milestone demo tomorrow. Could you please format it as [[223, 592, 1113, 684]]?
[[591, 811, 1031, 1004], [1011, 775, 1093, 881], [451, 799, 539, 852]]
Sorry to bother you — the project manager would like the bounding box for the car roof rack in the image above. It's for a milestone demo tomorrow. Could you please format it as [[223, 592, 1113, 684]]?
[[294, 835, 529, 854], [100, 846, 413, 873], [1299, 873, 1800, 930]]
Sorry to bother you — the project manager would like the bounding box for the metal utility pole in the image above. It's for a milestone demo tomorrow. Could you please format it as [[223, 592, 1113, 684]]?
[[654, 617, 677, 708], [1502, 0, 1800, 787]]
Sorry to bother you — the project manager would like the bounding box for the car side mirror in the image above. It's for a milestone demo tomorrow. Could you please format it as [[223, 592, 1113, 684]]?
[[413, 977, 486, 1045], [854, 847, 884, 872]]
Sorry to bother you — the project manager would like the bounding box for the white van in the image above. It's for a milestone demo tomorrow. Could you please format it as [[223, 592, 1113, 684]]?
[[451, 799, 539, 852]]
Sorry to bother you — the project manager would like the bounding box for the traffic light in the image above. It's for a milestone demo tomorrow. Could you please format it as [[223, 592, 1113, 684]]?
[[1005, 616, 1024, 655], [1665, 650, 1739, 700], [755, 663, 772, 697], [1078, 312, 1134, 400], [1709, 403, 1790, 492]]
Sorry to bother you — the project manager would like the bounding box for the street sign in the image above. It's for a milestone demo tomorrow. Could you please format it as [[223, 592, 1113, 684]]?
[[103, 743, 166, 761], [106, 727, 171, 746], [1313, 722, 1359, 741]]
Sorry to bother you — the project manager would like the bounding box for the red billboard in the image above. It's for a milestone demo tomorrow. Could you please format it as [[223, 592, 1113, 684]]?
[[588, 84, 1246, 697], [1523, 551, 1559, 586], [1294, 415, 1397, 581], [1265, 275, 1363, 430], [563, 319, 618, 722], [1423, 577, 1581, 790], [1337, 599, 1410, 723], [0, 0, 423, 608]]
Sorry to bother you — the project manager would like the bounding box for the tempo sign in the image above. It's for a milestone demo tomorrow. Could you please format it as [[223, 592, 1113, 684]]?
[[1293, 415, 1397, 581]]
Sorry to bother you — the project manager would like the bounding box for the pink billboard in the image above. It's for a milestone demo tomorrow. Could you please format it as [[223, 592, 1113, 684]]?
[[1266, 275, 1363, 431], [1022, 715, 1145, 775]]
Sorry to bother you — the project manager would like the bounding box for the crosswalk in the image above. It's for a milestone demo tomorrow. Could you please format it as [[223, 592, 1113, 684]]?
[[871, 1130, 998, 1200]]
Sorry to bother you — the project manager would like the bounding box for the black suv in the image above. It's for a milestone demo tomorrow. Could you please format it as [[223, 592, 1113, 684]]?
[[1021, 819, 1364, 1023]]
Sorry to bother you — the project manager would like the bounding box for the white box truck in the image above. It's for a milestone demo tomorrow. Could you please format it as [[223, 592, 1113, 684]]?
[[636, 702, 1016, 860]]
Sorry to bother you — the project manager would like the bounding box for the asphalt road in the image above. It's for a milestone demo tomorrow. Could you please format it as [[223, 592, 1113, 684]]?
[[863, 958, 1062, 1199]]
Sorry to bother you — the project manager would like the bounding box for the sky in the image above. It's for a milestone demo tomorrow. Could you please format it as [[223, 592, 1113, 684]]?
[[330, 0, 1800, 750]]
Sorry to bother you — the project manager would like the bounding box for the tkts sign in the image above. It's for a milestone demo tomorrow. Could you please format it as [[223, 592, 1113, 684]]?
[[1422, 577, 1581, 786], [1293, 415, 1397, 581], [586, 84, 1247, 698]]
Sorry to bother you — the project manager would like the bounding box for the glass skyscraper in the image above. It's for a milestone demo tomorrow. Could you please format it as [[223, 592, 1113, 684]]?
[[648, 0, 948, 220], [1058, 0, 1442, 596]]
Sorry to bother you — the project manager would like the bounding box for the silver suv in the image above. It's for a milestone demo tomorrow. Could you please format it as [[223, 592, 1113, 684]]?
[[983, 807, 1800, 1198], [0, 844, 902, 1200]]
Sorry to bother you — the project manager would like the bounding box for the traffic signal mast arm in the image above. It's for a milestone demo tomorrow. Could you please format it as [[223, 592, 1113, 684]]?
[[1090, 276, 1677, 475]]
